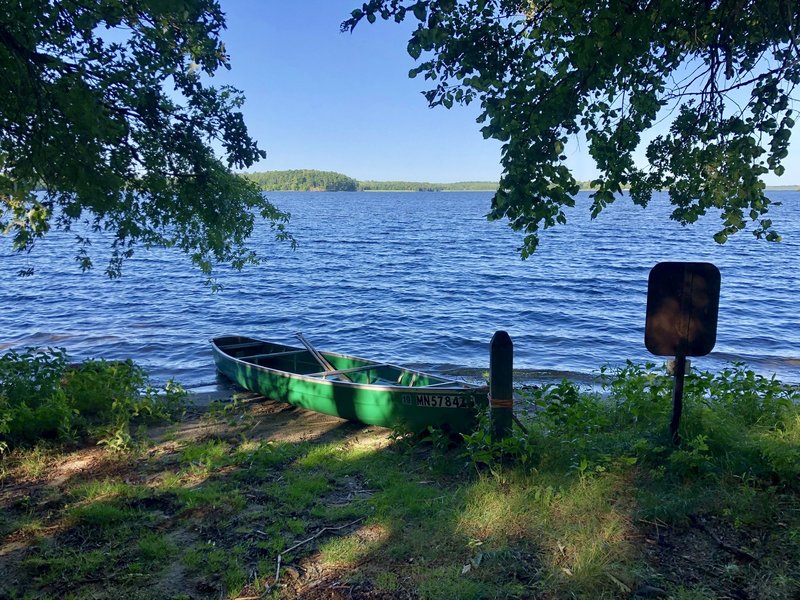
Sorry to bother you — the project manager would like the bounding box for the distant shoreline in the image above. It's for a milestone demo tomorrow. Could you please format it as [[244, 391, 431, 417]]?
[[239, 169, 798, 193], [258, 186, 799, 193]]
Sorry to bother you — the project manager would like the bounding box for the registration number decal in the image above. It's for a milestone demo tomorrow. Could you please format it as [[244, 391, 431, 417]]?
[[402, 394, 472, 408]]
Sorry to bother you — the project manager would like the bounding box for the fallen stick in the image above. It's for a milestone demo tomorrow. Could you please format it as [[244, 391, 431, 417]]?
[[269, 517, 366, 590], [689, 515, 759, 562]]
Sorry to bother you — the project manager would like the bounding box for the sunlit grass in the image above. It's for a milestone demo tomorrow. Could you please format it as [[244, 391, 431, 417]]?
[[318, 522, 391, 567], [2, 365, 798, 599], [1, 444, 55, 481], [455, 470, 635, 597], [179, 438, 232, 474]]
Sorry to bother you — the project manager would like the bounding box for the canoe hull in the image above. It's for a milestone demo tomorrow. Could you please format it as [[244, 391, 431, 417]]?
[[212, 335, 486, 433]]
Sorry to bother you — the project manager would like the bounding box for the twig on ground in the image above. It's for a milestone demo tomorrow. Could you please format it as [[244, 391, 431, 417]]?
[[689, 515, 759, 562], [268, 516, 366, 591]]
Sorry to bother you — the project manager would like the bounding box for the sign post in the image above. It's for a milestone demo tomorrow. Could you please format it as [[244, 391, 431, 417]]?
[[490, 330, 513, 443], [645, 262, 721, 443]]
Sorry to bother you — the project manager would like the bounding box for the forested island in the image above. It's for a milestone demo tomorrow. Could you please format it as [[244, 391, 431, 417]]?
[[241, 169, 501, 192], [243, 169, 359, 191]]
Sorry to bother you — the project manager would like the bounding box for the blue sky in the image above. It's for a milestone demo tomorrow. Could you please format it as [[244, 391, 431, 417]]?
[[214, 1, 797, 185]]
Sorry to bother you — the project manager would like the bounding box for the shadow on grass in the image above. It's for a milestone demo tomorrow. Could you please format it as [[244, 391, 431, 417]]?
[[0, 393, 798, 599]]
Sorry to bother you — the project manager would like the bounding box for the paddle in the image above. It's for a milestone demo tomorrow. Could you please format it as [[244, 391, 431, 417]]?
[[295, 333, 352, 382]]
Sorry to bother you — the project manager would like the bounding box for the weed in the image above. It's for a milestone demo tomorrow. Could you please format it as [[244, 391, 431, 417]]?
[[462, 363, 800, 496], [137, 532, 177, 562], [23, 547, 111, 586], [373, 571, 399, 591]]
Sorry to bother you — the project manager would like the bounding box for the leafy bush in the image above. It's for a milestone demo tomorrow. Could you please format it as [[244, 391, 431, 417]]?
[[462, 362, 800, 490], [0, 347, 188, 451], [63, 359, 188, 449], [0, 348, 72, 448]]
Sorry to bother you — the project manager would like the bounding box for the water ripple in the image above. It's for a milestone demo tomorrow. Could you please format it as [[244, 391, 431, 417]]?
[[1, 190, 798, 386]]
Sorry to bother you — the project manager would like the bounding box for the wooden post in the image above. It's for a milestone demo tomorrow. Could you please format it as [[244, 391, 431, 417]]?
[[490, 330, 513, 443], [670, 353, 686, 445]]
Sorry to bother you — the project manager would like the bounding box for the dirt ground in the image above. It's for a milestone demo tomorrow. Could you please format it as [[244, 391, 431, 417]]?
[[0, 392, 400, 599]]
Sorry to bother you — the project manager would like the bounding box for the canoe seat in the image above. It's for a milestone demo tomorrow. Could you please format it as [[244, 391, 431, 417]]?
[[219, 341, 267, 351]]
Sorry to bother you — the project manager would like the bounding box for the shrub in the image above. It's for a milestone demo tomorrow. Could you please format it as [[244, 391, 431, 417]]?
[[462, 362, 800, 490], [0, 348, 72, 447], [0, 347, 188, 451]]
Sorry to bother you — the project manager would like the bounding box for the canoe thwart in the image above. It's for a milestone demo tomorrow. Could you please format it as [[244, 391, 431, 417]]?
[[308, 363, 390, 378], [296, 332, 351, 382]]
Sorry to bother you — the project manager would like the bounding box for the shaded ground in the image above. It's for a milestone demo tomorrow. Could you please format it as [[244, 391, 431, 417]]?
[[0, 394, 398, 599], [0, 392, 797, 599]]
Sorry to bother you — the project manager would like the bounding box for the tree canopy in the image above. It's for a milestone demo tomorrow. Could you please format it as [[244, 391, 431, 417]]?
[[0, 0, 289, 281], [344, 0, 799, 254]]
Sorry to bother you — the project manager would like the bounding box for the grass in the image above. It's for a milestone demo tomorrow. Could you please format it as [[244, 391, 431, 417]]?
[[0, 364, 798, 598]]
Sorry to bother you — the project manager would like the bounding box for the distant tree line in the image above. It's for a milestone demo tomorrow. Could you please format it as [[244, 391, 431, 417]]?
[[243, 170, 501, 192], [242, 171, 604, 192]]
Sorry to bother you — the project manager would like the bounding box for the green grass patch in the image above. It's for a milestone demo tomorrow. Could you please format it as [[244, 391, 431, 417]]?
[[174, 481, 246, 512], [2, 361, 798, 599], [179, 438, 232, 473], [23, 547, 112, 587], [137, 532, 178, 563], [68, 501, 141, 530]]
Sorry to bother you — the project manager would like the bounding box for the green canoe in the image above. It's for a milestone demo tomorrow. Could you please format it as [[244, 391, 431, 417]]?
[[211, 335, 488, 433]]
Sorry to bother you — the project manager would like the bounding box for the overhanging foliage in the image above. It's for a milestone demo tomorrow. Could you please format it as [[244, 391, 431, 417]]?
[[345, 0, 799, 254], [0, 0, 290, 281]]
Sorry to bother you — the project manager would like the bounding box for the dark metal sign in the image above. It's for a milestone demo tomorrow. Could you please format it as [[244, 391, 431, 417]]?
[[644, 262, 721, 443], [645, 262, 721, 357]]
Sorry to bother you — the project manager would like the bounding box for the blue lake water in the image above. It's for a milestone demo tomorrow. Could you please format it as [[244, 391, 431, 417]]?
[[1, 191, 799, 389]]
